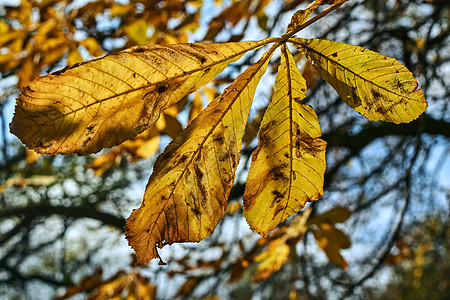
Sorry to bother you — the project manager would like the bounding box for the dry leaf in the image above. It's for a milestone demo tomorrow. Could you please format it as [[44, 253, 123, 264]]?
[[11, 39, 274, 155], [291, 38, 427, 123], [243, 45, 326, 236], [125, 45, 276, 264]]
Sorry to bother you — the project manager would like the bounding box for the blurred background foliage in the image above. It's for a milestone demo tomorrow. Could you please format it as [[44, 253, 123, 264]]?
[[0, 0, 449, 299]]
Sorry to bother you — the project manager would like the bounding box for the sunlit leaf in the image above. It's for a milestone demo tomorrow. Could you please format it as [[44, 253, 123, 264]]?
[[10, 39, 274, 155], [188, 91, 204, 124], [25, 149, 41, 165], [176, 277, 201, 297], [286, 9, 312, 33], [79, 37, 104, 57], [0, 174, 57, 193], [287, 0, 349, 33], [243, 45, 326, 236], [110, 3, 135, 17], [311, 223, 350, 269], [290, 38, 427, 123], [251, 207, 312, 282], [125, 19, 152, 45], [253, 238, 290, 282], [226, 200, 242, 215], [67, 47, 84, 65], [18, 55, 39, 89], [55, 270, 156, 300], [307, 0, 349, 10], [125, 46, 276, 264]]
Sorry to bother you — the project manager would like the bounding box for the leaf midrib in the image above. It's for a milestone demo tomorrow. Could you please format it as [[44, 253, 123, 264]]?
[[281, 45, 295, 223]]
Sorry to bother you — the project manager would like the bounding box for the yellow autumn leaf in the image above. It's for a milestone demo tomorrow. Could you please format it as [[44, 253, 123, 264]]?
[[253, 238, 290, 282], [161, 113, 183, 139], [286, 9, 312, 33], [125, 45, 276, 264], [25, 148, 41, 165], [110, 3, 135, 17], [226, 200, 242, 215], [243, 45, 326, 236], [252, 206, 312, 282], [125, 19, 152, 45], [242, 106, 266, 148], [286, 0, 349, 33], [135, 135, 160, 160], [67, 47, 84, 65], [79, 37, 104, 57], [290, 38, 427, 123], [88, 149, 122, 176], [87, 271, 156, 300], [188, 91, 203, 124], [57, 270, 156, 300], [311, 223, 350, 269], [10, 38, 275, 155], [18, 55, 39, 89]]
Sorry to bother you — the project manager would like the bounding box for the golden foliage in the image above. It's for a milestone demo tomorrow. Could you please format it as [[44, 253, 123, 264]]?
[[308, 206, 352, 268], [252, 206, 312, 281], [56, 270, 156, 300], [11, 39, 273, 155], [125, 45, 276, 264], [291, 38, 427, 123], [9, 0, 427, 267], [243, 45, 326, 236]]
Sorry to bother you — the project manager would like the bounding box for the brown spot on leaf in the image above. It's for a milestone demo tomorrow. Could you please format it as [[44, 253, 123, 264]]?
[[191, 207, 201, 216], [271, 189, 284, 201], [269, 164, 288, 181], [221, 171, 232, 185], [258, 120, 275, 146], [371, 89, 382, 100], [230, 152, 237, 168], [376, 106, 386, 114], [192, 162, 208, 205], [178, 153, 189, 165], [157, 84, 168, 93], [345, 87, 361, 108], [194, 165, 203, 181], [331, 52, 338, 57], [133, 47, 145, 53], [82, 136, 92, 148], [213, 133, 224, 145], [86, 124, 96, 132], [220, 152, 230, 161], [387, 77, 407, 93]]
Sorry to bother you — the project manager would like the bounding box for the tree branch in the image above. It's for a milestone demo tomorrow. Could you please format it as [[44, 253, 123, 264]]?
[[0, 204, 126, 231], [323, 115, 450, 151]]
